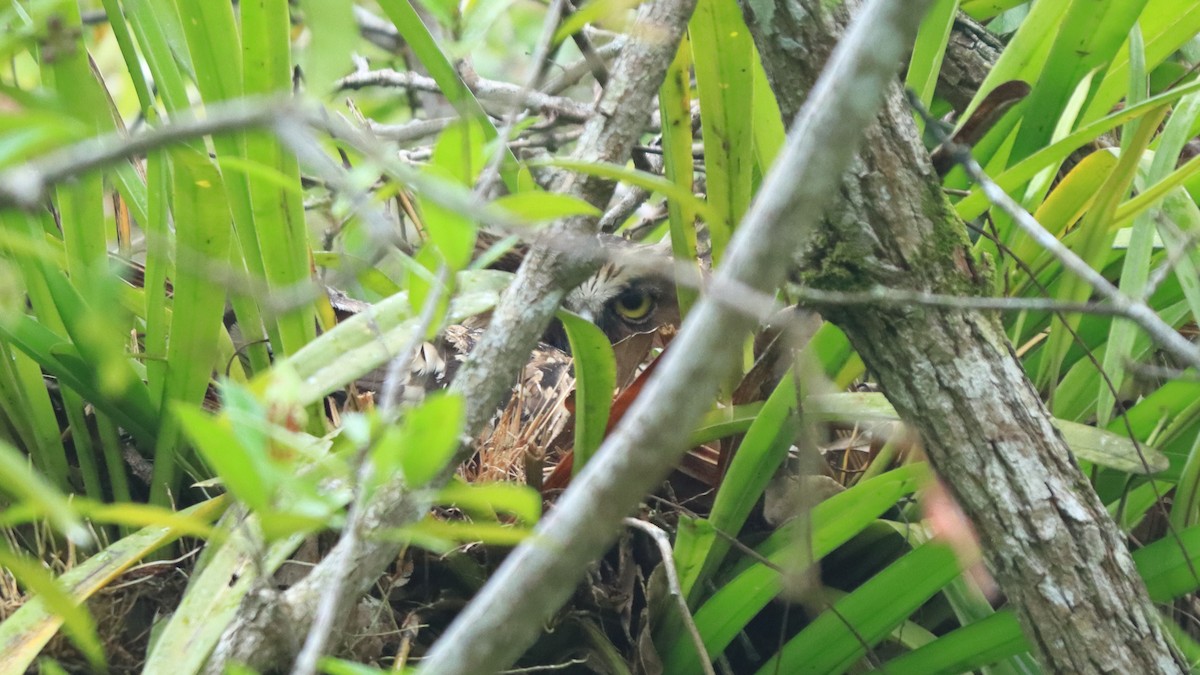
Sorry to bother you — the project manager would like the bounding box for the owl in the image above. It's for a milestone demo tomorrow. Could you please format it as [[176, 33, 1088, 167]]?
[[386, 249, 680, 484], [394, 255, 679, 404]]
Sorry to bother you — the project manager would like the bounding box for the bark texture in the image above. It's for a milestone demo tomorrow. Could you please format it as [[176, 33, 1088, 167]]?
[[741, 0, 1185, 671]]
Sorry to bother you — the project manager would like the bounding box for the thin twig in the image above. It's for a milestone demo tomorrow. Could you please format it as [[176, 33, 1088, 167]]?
[[542, 39, 624, 95], [338, 68, 595, 122], [474, 0, 571, 197], [292, 265, 451, 675], [364, 116, 457, 144], [911, 90, 1200, 372], [378, 265, 452, 414], [624, 517, 716, 675], [0, 96, 298, 209]]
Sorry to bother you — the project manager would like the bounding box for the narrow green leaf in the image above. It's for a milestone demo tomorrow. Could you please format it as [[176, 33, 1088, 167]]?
[[660, 464, 930, 673], [955, 78, 1200, 222], [905, 0, 959, 121], [271, 270, 507, 405], [391, 516, 535, 549], [678, 373, 795, 601], [143, 515, 303, 675], [296, 0, 357, 96], [536, 157, 722, 227], [689, 0, 754, 263], [758, 543, 961, 675], [122, 0, 193, 112], [175, 405, 271, 511], [559, 310, 616, 473], [659, 33, 700, 317], [1008, 0, 1150, 166], [241, 0, 317, 360], [493, 192, 602, 222], [0, 439, 89, 545], [376, 0, 520, 190], [689, 402, 765, 446], [1095, 24, 1151, 424], [1081, 0, 1200, 124], [554, 0, 644, 44], [98, 0, 155, 113], [437, 480, 542, 524], [1135, 522, 1200, 602], [151, 147, 234, 504], [0, 498, 227, 675], [880, 610, 1026, 675], [376, 393, 465, 489], [1035, 104, 1167, 390], [804, 392, 1169, 473], [0, 542, 104, 671]]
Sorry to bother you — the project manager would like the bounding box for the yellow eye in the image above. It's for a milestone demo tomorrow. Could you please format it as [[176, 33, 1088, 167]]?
[[614, 289, 653, 321]]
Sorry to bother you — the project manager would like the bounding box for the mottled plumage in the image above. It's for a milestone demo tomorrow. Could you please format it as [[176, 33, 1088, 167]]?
[[562, 260, 679, 345], [391, 250, 679, 481]]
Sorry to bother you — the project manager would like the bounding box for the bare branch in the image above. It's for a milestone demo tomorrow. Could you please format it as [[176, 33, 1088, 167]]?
[[338, 68, 595, 122], [417, 0, 935, 672], [0, 97, 296, 210]]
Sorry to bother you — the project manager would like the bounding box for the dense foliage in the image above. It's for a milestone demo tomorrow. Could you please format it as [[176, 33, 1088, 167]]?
[[2, 0, 1200, 672]]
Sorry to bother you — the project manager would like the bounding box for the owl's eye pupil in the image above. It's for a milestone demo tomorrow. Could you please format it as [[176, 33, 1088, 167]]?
[[615, 289, 653, 321]]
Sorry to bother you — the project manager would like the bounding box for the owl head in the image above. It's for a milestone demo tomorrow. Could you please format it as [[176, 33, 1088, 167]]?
[[562, 259, 679, 345], [526, 235, 679, 355]]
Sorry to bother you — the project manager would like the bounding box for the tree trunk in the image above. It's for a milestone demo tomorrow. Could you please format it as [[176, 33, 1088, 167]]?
[[741, 0, 1187, 671]]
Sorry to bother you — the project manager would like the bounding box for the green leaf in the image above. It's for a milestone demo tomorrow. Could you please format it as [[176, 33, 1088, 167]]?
[[0, 439, 89, 546], [151, 147, 236, 504], [0, 499, 227, 675], [558, 310, 616, 473], [880, 610, 1026, 674], [493, 192, 602, 222], [270, 269, 508, 405], [143, 516, 305, 675], [955, 77, 1200, 222], [689, 402, 764, 446], [175, 405, 272, 511], [554, 0, 645, 43], [420, 119, 487, 271], [1035, 103, 1167, 390], [535, 157, 723, 229], [885, 521, 1200, 674], [678, 373, 795, 601], [804, 392, 1168, 474], [905, 0, 959, 121], [658, 34, 700, 316], [1008, 0, 1150, 166], [296, 0, 357, 96], [437, 480, 542, 523], [660, 464, 930, 674], [374, 393, 465, 489], [758, 543, 961, 675], [0, 544, 104, 672], [689, 0, 754, 263], [376, 0, 521, 190], [1081, 0, 1200, 124], [390, 516, 535, 551], [1135, 523, 1200, 601]]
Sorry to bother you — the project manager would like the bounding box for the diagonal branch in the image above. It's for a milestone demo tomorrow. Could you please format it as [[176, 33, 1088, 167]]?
[[416, 0, 937, 671]]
